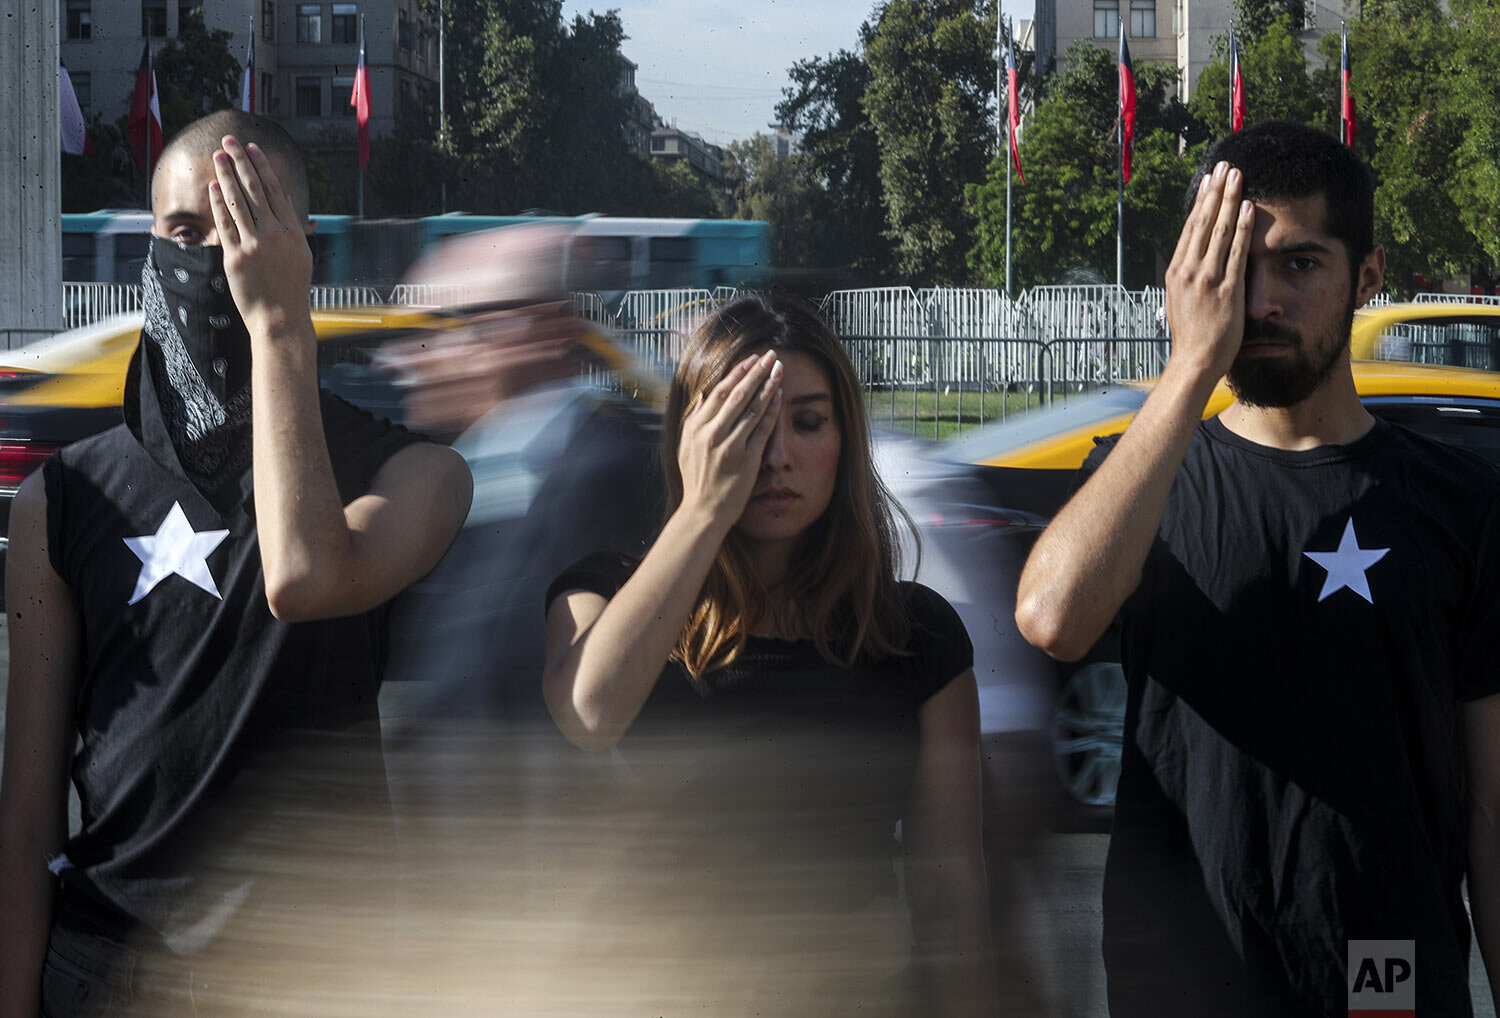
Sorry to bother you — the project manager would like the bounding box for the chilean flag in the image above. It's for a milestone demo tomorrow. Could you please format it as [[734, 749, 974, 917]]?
[[1006, 22, 1025, 184], [1119, 22, 1137, 184], [1340, 24, 1356, 147], [240, 15, 255, 113], [350, 20, 371, 172], [60, 66, 95, 156], [127, 42, 163, 177], [1230, 25, 1246, 132]]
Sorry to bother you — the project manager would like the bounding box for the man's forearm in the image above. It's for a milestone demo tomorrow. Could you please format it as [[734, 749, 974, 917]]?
[[1015, 357, 1220, 661], [248, 316, 352, 619]]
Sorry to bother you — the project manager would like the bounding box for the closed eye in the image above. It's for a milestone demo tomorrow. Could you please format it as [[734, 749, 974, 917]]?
[[793, 413, 827, 433]]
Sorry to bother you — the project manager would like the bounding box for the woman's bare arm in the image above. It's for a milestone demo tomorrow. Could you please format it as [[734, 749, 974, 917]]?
[[903, 669, 999, 1018], [542, 351, 782, 749]]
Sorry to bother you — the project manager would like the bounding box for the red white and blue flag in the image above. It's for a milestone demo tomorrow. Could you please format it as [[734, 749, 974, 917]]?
[[1230, 25, 1246, 132], [1006, 21, 1025, 184], [240, 15, 255, 113], [127, 42, 163, 176], [350, 21, 371, 172], [1340, 23, 1357, 147], [1119, 22, 1137, 184]]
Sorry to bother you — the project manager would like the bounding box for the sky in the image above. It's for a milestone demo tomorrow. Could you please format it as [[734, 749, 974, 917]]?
[[561, 0, 1031, 147]]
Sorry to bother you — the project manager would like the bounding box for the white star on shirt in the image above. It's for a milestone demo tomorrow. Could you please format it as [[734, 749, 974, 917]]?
[[1302, 517, 1389, 604], [122, 502, 230, 606]]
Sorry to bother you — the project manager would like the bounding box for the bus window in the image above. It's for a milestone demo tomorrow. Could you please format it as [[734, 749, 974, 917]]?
[[648, 237, 694, 289], [63, 234, 97, 281], [114, 233, 152, 284], [568, 235, 632, 292]]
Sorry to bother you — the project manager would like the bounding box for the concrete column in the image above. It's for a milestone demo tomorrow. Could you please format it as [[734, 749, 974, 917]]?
[[0, 0, 63, 349]]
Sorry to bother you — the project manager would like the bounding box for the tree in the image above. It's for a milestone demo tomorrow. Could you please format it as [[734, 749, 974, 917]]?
[[863, 0, 997, 283], [1445, 0, 1500, 267], [154, 6, 242, 140], [1231, 0, 1307, 44], [718, 134, 827, 269], [1327, 0, 1473, 283], [1189, 16, 1321, 137], [967, 41, 1195, 289], [416, 0, 644, 215], [776, 46, 894, 282]]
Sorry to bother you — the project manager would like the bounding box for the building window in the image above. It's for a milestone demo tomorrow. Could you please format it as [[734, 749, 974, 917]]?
[[1130, 0, 1155, 36], [260, 71, 275, 112], [142, 0, 167, 37], [71, 71, 91, 112], [1094, 0, 1119, 36], [398, 9, 415, 51], [296, 3, 321, 43], [177, 1, 196, 32], [262, 1, 275, 40], [331, 2, 357, 43], [295, 76, 321, 116], [66, 0, 92, 39], [332, 75, 354, 114]]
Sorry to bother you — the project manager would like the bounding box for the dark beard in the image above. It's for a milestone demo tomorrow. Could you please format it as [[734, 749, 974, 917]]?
[[1226, 295, 1356, 409]]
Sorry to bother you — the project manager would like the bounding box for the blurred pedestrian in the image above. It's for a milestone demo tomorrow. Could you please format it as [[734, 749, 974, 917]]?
[[0, 109, 471, 1018], [376, 225, 663, 1000], [1017, 122, 1500, 1015], [542, 292, 998, 1018]]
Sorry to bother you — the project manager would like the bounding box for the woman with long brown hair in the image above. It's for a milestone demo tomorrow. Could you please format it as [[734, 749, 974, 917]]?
[[542, 292, 996, 1017]]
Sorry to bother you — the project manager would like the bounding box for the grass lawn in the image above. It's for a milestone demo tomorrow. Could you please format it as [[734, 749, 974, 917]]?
[[864, 388, 1048, 440]]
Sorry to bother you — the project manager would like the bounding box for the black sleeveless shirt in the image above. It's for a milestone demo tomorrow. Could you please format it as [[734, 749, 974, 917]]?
[[44, 381, 420, 950]]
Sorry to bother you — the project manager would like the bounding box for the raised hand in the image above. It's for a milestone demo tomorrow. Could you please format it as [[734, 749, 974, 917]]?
[[207, 134, 314, 332], [1164, 160, 1255, 381], [677, 349, 784, 528]]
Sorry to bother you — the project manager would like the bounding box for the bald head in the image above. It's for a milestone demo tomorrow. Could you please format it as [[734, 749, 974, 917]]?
[[153, 109, 310, 221]]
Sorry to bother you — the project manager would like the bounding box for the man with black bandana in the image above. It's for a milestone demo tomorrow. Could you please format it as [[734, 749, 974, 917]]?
[[1017, 123, 1500, 1013], [0, 110, 472, 1016]]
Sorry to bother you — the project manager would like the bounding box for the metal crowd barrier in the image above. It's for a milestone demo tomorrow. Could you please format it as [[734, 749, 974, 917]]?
[[51, 282, 1496, 436]]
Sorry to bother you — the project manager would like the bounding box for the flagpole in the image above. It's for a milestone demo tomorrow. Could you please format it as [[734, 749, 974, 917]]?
[[439, 3, 447, 213], [1117, 117, 1123, 290], [1001, 17, 1012, 298], [1116, 25, 1124, 290], [357, 14, 365, 218]]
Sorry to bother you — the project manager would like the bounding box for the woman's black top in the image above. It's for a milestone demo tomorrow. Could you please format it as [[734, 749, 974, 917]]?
[[545, 552, 973, 915]]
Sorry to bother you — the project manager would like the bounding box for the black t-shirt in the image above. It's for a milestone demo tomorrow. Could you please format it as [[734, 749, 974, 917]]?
[[43, 390, 421, 949], [1089, 417, 1500, 1017], [545, 553, 972, 913]]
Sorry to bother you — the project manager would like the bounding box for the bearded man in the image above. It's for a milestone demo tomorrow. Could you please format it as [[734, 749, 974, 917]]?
[[0, 110, 471, 1016], [1017, 122, 1500, 1015]]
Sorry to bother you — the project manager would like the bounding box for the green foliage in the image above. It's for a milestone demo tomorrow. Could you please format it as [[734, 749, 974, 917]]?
[[154, 6, 242, 138], [1445, 0, 1500, 265], [863, 0, 997, 283], [1332, 0, 1475, 281], [1232, 0, 1307, 43], [60, 118, 141, 212], [1189, 17, 1322, 136], [718, 135, 828, 268], [776, 47, 895, 281], [967, 42, 1194, 289], [385, 0, 653, 215]]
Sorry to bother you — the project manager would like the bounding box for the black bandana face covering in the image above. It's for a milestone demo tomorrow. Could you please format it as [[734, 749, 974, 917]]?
[[135, 236, 256, 485]]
